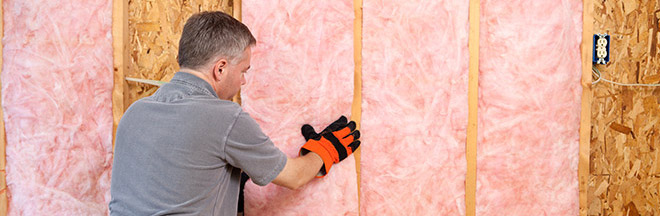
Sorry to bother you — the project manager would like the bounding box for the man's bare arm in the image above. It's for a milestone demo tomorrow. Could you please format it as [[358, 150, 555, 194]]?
[[271, 152, 323, 190]]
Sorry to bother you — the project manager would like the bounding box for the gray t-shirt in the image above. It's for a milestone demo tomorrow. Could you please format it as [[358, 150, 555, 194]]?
[[109, 72, 287, 216]]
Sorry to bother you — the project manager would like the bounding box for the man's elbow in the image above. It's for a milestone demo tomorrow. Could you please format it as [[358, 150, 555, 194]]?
[[280, 177, 305, 190], [272, 175, 306, 190], [281, 184, 298, 190]]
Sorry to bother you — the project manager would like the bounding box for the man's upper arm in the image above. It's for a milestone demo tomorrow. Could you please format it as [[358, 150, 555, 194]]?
[[224, 111, 287, 186]]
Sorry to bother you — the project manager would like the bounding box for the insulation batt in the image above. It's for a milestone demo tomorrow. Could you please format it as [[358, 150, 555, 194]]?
[[476, 0, 583, 214], [1, 0, 113, 215], [241, 0, 358, 215], [360, 0, 470, 215]]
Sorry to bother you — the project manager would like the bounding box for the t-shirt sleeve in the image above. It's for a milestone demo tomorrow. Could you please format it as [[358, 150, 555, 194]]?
[[224, 111, 287, 186]]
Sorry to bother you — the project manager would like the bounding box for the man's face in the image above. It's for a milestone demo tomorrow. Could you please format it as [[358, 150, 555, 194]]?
[[216, 47, 251, 100]]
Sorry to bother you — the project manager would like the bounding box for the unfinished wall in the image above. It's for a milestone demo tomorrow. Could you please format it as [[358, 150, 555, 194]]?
[[477, 0, 583, 214], [125, 0, 233, 107], [359, 0, 470, 214], [97, 0, 657, 215], [588, 0, 660, 215], [241, 1, 358, 215], [2, 0, 113, 215]]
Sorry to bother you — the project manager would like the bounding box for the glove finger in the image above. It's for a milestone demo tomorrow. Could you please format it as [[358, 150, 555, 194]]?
[[346, 121, 356, 131], [339, 130, 360, 145], [333, 121, 358, 141], [347, 140, 361, 152], [324, 116, 348, 133], [344, 130, 360, 140], [301, 124, 319, 141], [333, 126, 352, 141]]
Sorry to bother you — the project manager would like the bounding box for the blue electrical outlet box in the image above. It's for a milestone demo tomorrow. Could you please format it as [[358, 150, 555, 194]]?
[[593, 34, 610, 64]]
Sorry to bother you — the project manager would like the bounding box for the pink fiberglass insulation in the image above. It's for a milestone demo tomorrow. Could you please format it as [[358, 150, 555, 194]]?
[[360, 0, 470, 215], [241, 1, 357, 215], [476, 0, 582, 214], [2, 0, 113, 215]]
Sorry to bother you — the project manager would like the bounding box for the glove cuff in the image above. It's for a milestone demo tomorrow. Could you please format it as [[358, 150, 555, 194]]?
[[300, 140, 334, 178]]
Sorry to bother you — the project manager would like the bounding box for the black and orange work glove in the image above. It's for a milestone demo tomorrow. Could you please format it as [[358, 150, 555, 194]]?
[[299, 116, 361, 177]]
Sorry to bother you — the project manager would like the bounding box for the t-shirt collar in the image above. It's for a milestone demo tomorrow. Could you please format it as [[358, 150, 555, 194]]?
[[170, 72, 219, 98]]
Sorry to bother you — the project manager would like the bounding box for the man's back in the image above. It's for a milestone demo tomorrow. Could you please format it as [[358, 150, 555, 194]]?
[[109, 72, 286, 215]]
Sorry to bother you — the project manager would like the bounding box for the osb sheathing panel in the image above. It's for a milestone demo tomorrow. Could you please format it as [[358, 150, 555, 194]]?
[[126, 0, 233, 107], [589, 0, 660, 215]]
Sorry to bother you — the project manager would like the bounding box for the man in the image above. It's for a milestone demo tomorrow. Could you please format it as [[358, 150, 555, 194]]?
[[109, 11, 360, 215]]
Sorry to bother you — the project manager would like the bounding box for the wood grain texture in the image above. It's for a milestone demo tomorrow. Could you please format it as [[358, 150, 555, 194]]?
[[589, 0, 660, 215]]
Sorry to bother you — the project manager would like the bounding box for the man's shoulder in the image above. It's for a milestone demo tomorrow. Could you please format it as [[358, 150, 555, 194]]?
[[131, 92, 241, 110], [121, 95, 244, 125], [190, 97, 243, 114]]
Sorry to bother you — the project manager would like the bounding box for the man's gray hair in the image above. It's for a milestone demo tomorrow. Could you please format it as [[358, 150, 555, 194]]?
[[177, 11, 256, 70]]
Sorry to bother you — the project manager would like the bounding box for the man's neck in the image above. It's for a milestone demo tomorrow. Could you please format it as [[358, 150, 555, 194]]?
[[179, 68, 214, 87]]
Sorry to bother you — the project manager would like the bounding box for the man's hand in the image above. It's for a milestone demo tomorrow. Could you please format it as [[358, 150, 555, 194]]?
[[301, 116, 349, 141], [299, 116, 361, 177]]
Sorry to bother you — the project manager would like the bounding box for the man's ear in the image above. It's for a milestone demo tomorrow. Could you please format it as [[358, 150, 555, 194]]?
[[213, 59, 228, 80]]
